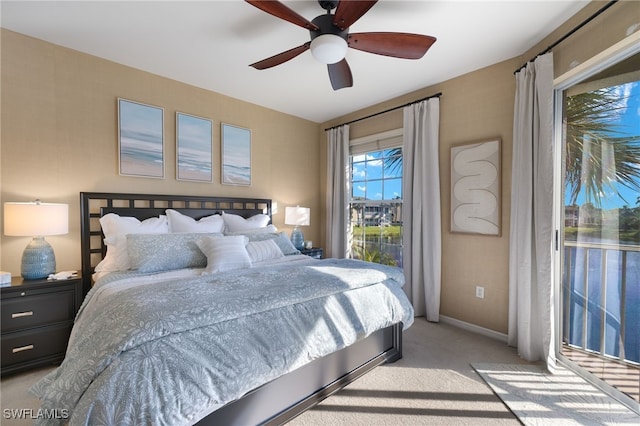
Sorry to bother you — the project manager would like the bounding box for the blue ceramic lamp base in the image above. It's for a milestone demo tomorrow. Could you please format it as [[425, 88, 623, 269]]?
[[290, 227, 305, 250], [21, 237, 56, 280]]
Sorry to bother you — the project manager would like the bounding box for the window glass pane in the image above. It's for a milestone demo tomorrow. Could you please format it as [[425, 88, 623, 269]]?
[[366, 158, 383, 180], [384, 178, 402, 200], [352, 154, 367, 163], [384, 155, 403, 178], [352, 183, 365, 199], [366, 180, 383, 200], [383, 149, 403, 179], [352, 161, 366, 182]]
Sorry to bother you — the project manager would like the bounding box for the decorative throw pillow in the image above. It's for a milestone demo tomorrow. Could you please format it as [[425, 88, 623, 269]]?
[[95, 213, 169, 272], [197, 235, 251, 274], [166, 209, 224, 233], [246, 239, 284, 263], [222, 211, 270, 233], [272, 232, 300, 255], [127, 233, 221, 274]]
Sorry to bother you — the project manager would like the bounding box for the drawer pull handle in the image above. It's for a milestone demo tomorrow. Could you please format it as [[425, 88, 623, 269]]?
[[11, 311, 34, 319], [12, 344, 34, 353]]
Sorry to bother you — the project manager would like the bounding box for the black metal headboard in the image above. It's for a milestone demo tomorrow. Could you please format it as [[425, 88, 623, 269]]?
[[79, 192, 272, 295]]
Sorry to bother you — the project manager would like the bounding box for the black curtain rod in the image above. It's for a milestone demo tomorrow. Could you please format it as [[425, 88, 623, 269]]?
[[324, 92, 442, 131], [514, 0, 618, 74]]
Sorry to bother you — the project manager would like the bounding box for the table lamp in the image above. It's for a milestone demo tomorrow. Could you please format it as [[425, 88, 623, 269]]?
[[285, 206, 310, 250], [4, 200, 69, 280]]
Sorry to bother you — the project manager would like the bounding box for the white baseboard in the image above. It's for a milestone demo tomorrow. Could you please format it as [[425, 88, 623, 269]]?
[[439, 315, 508, 343]]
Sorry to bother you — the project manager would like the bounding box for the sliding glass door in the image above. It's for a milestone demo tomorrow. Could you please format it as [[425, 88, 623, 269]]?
[[557, 49, 640, 407]]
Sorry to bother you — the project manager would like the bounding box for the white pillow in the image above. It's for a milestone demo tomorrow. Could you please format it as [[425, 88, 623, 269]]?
[[94, 213, 169, 272], [222, 211, 270, 233], [96, 235, 129, 272], [166, 209, 224, 233], [100, 213, 168, 237], [246, 239, 284, 263], [197, 235, 251, 274]]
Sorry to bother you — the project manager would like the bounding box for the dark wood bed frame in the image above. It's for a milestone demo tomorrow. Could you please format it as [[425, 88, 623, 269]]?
[[79, 191, 403, 425]]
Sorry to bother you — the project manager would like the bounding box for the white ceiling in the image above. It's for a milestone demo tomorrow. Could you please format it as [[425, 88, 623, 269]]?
[[1, 0, 590, 123]]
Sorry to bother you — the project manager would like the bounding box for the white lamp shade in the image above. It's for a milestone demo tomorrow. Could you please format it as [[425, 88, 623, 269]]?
[[4, 202, 69, 236], [310, 34, 348, 64], [285, 206, 310, 227]]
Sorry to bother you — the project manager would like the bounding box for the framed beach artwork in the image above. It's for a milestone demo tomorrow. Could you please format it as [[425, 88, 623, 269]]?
[[176, 112, 213, 182], [221, 123, 251, 186], [118, 98, 164, 178], [450, 138, 501, 236]]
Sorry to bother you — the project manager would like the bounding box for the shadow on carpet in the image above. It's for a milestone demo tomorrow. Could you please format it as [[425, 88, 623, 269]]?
[[472, 363, 639, 425]]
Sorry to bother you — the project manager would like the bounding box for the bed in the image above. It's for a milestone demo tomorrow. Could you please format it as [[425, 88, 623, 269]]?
[[31, 192, 413, 425]]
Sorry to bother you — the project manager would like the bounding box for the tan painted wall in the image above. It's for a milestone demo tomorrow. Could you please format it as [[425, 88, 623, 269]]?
[[320, 0, 639, 334], [0, 29, 321, 276]]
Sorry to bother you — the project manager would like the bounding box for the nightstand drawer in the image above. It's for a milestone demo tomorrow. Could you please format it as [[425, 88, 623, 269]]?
[[1, 323, 72, 369], [1, 290, 75, 332]]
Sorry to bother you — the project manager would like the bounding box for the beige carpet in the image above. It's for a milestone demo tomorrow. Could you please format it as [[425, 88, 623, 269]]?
[[0, 319, 537, 425], [472, 363, 640, 426], [289, 318, 528, 425]]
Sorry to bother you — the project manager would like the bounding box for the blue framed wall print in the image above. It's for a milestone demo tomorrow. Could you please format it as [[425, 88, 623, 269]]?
[[221, 123, 251, 186], [176, 112, 213, 182], [118, 98, 164, 179]]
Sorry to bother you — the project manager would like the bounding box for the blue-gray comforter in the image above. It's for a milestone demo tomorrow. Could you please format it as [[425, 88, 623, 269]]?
[[31, 258, 414, 425]]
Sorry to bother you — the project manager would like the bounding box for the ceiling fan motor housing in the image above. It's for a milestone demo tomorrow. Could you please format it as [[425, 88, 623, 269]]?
[[309, 14, 349, 64]]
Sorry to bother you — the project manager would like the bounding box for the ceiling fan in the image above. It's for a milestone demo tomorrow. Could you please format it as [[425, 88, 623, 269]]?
[[246, 0, 436, 90]]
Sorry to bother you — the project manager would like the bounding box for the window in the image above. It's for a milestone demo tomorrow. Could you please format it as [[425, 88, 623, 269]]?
[[348, 130, 403, 267]]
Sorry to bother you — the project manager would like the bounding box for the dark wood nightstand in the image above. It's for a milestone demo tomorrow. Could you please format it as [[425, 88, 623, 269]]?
[[300, 247, 324, 259], [1, 274, 83, 376]]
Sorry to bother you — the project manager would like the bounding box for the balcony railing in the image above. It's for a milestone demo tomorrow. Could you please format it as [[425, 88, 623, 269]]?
[[563, 240, 640, 366]]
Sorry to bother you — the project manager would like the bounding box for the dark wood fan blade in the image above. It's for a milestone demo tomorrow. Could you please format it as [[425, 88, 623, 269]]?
[[333, 0, 377, 30], [246, 0, 319, 30], [328, 59, 353, 90], [250, 42, 310, 69], [348, 32, 436, 59]]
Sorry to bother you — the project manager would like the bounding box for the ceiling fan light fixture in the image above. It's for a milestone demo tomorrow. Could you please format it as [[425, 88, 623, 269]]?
[[310, 34, 347, 64]]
